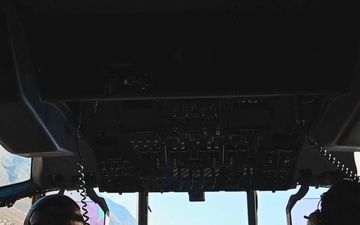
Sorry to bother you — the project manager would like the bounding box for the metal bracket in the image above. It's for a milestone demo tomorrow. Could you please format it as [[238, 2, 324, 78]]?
[[286, 184, 309, 225]]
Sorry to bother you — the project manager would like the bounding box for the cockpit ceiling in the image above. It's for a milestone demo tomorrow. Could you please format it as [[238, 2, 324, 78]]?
[[17, 4, 359, 100], [16, 0, 360, 14]]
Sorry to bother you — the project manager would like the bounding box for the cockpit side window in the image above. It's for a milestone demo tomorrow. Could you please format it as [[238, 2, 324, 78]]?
[[0, 145, 31, 186], [0, 145, 32, 224]]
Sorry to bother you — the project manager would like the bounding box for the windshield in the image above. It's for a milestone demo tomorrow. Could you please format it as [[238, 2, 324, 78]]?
[[0, 144, 329, 225], [56, 147, 360, 225], [96, 187, 327, 225], [0, 145, 333, 225], [0, 186, 328, 225], [51, 187, 327, 225]]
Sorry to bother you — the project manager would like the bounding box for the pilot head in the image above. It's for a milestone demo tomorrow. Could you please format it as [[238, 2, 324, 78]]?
[[307, 178, 360, 225], [24, 194, 85, 225]]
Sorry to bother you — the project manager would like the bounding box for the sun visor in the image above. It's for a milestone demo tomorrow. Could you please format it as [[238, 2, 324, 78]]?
[[0, 2, 76, 157]]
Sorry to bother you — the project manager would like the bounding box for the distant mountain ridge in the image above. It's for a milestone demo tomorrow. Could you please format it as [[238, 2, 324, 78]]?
[[102, 196, 137, 225]]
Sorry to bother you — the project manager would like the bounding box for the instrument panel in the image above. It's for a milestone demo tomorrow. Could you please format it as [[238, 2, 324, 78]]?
[[76, 96, 323, 192]]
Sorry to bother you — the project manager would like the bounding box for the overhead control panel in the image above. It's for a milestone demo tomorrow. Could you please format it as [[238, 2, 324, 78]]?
[[76, 96, 326, 192]]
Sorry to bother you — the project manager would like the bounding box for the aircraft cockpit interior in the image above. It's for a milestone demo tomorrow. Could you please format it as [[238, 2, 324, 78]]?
[[1, 0, 360, 225]]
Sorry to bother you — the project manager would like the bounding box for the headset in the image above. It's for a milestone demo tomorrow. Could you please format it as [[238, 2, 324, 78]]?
[[23, 194, 82, 225], [304, 179, 360, 225]]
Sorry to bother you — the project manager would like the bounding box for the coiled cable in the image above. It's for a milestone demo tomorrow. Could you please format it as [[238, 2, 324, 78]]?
[[306, 137, 359, 182], [77, 161, 90, 225], [74, 110, 90, 225], [300, 122, 359, 182]]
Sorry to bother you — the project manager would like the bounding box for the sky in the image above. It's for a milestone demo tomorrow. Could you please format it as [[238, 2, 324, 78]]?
[[101, 186, 328, 225]]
